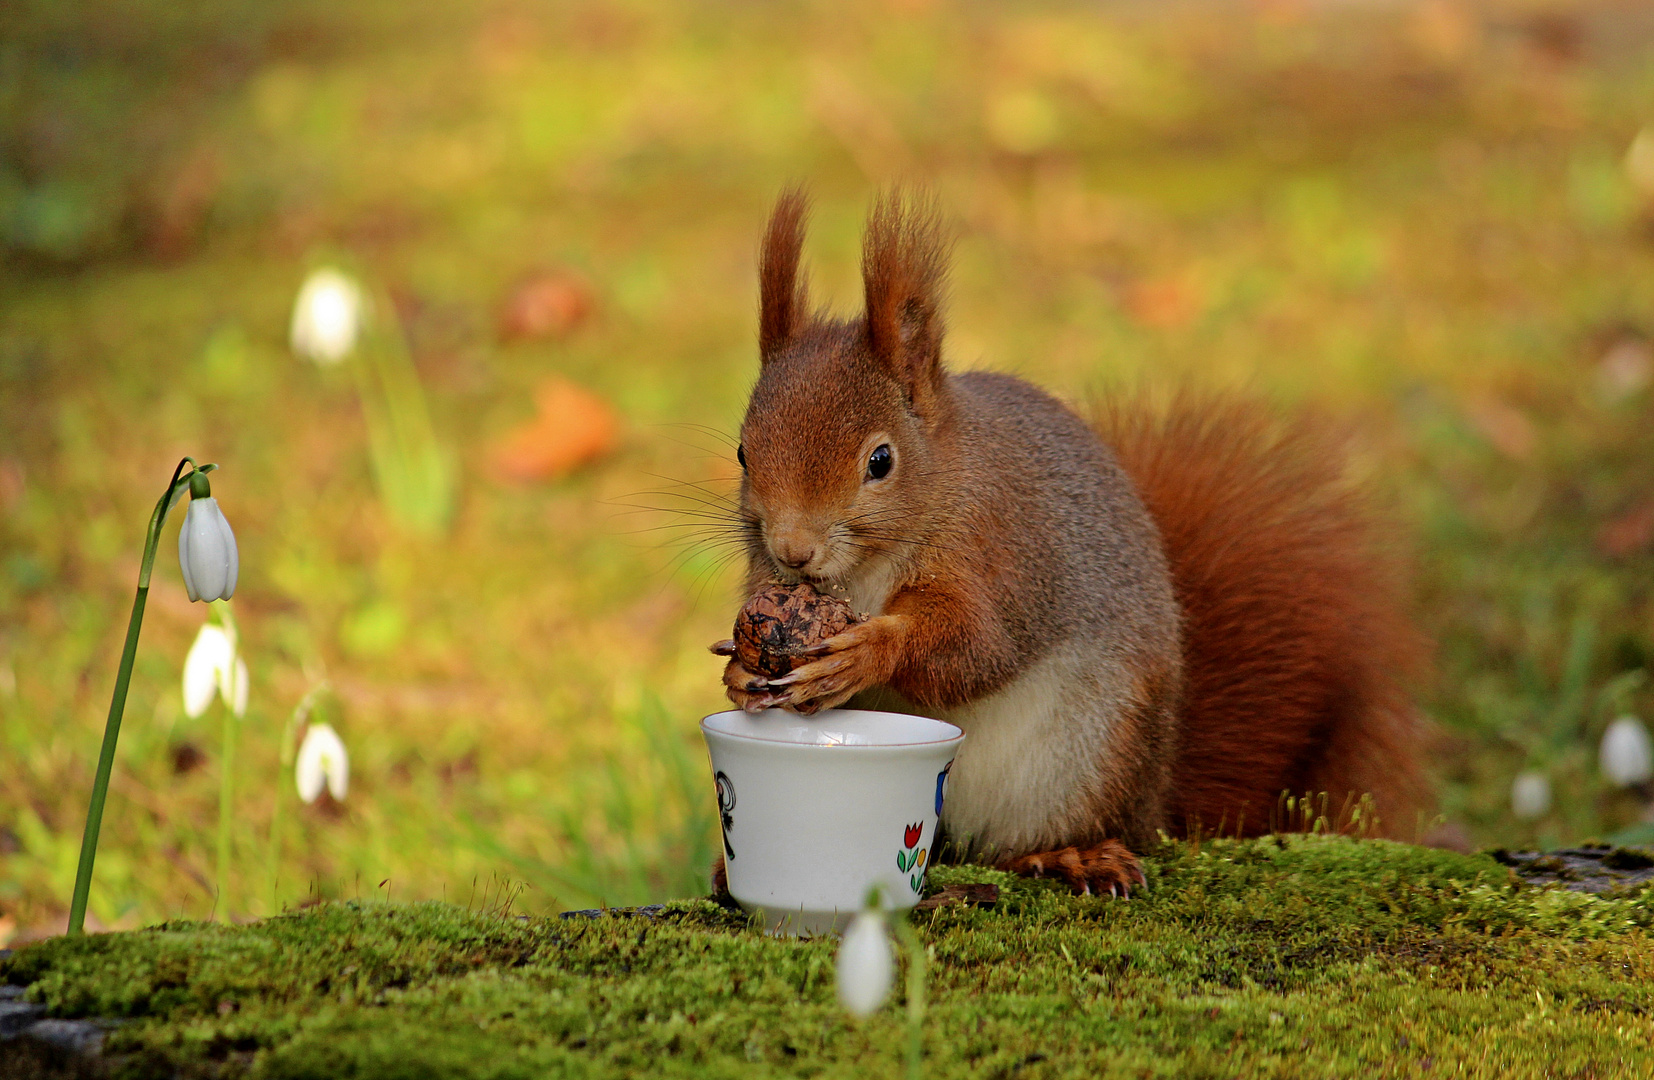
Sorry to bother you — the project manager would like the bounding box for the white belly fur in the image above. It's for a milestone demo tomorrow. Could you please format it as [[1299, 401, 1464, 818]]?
[[837, 556, 1127, 859], [937, 644, 1125, 858], [853, 643, 1129, 860]]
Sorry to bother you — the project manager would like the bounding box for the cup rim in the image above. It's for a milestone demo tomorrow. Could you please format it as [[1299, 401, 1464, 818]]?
[[700, 708, 965, 750]]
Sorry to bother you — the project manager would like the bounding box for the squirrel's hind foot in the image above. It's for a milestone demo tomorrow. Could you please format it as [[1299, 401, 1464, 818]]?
[[709, 854, 731, 900], [1001, 840, 1146, 898]]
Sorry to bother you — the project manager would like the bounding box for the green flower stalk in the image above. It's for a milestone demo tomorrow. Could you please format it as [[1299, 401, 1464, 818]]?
[[268, 682, 328, 913], [837, 886, 929, 1080], [219, 682, 237, 921], [290, 266, 454, 535], [891, 917, 929, 1080], [181, 605, 248, 921], [68, 458, 232, 935]]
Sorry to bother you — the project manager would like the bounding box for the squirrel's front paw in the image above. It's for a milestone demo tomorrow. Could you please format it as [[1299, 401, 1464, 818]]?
[[1001, 840, 1146, 898], [763, 616, 904, 715], [713, 641, 788, 712]]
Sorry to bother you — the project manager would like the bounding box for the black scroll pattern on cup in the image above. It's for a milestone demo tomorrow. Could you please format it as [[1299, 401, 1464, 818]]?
[[714, 770, 736, 861]]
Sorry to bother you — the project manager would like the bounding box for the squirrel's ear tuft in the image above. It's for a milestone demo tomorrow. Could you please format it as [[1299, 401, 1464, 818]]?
[[759, 187, 811, 365], [862, 188, 950, 416]]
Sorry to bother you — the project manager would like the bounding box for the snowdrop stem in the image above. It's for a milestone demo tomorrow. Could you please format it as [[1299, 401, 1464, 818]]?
[[349, 301, 453, 535], [216, 692, 237, 923], [69, 457, 217, 935], [138, 459, 213, 589], [268, 683, 326, 914], [210, 601, 241, 922], [891, 917, 928, 1080]]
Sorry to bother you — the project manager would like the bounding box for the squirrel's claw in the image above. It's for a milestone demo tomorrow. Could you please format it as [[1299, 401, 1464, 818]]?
[[711, 615, 904, 715], [722, 655, 785, 713], [1000, 840, 1144, 899], [769, 616, 905, 713]]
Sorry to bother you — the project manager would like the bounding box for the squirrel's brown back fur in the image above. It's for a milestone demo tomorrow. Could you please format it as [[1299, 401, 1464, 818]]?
[[1096, 396, 1427, 837]]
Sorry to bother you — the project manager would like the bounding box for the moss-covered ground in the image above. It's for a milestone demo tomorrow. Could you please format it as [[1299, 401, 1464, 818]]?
[[6, 836, 1654, 1078], [7, 0, 1654, 940]]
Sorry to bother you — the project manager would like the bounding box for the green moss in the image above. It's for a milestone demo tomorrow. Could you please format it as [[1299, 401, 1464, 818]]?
[[7, 837, 1654, 1078]]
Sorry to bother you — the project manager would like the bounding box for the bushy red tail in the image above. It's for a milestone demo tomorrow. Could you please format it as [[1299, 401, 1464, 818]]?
[[1097, 394, 1428, 838]]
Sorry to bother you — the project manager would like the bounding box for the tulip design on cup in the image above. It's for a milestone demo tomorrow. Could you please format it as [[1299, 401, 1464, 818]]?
[[69, 458, 236, 934], [897, 823, 929, 895]]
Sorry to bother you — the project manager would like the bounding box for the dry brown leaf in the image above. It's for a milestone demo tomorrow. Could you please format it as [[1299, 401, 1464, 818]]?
[[1597, 502, 1654, 559], [913, 883, 1000, 911], [1125, 276, 1203, 330], [491, 377, 619, 482], [1408, 1, 1478, 65], [145, 143, 222, 260], [1464, 396, 1536, 461], [499, 272, 593, 341]]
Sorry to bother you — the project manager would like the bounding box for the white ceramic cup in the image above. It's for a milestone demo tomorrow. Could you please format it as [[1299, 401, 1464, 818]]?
[[700, 708, 965, 936]]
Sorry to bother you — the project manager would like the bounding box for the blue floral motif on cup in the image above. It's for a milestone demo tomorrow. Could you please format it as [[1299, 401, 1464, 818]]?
[[935, 759, 953, 816]]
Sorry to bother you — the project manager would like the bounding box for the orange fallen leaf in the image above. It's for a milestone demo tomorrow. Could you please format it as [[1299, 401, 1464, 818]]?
[[491, 377, 619, 482], [1598, 502, 1654, 559], [1124, 275, 1203, 330], [146, 143, 222, 260], [499, 271, 593, 341], [1408, 1, 1478, 65], [1464, 396, 1536, 461]]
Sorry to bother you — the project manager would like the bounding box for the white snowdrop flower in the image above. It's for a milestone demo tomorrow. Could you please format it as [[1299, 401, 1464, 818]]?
[[1511, 770, 1551, 820], [1600, 716, 1653, 788], [290, 268, 363, 366], [183, 623, 247, 719], [183, 624, 235, 719], [835, 910, 893, 1018], [1597, 338, 1653, 402], [295, 722, 349, 803], [227, 657, 249, 718], [178, 495, 238, 603]]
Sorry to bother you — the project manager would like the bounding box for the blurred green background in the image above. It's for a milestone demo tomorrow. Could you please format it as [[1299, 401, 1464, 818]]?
[[3, 0, 1654, 940]]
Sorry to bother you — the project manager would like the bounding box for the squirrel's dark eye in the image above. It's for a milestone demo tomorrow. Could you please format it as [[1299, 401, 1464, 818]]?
[[737, 445, 747, 470], [866, 444, 893, 481]]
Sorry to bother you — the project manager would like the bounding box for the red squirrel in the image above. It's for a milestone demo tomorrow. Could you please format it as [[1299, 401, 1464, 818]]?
[[710, 189, 1425, 895]]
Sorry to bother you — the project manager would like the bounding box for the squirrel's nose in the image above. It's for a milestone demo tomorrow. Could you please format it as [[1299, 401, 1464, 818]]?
[[770, 530, 818, 571]]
